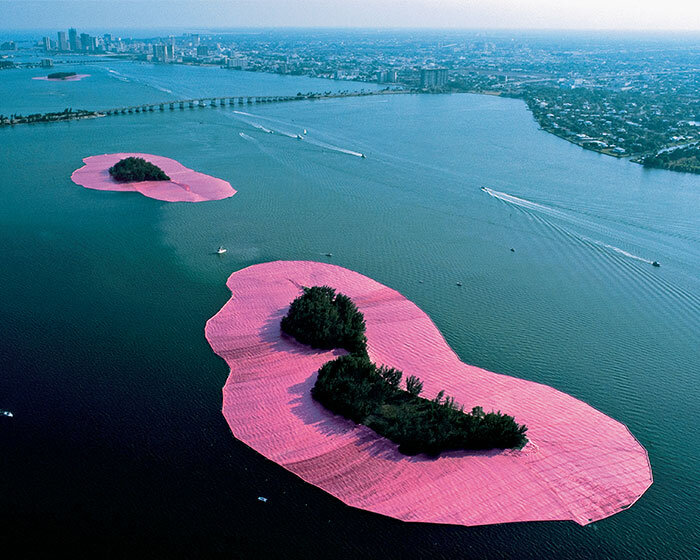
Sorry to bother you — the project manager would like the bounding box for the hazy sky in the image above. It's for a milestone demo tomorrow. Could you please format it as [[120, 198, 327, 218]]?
[[2, 0, 700, 31]]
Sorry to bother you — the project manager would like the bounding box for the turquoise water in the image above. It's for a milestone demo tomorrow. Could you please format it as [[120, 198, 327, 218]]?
[[1, 64, 698, 558]]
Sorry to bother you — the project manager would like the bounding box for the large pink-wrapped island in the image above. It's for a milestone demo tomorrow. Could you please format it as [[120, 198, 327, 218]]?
[[71, 153, 236, 202], [205, 261, 652, 526]]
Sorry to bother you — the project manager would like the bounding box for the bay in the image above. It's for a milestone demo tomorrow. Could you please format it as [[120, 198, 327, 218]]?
[[0, 62, 698, 559]]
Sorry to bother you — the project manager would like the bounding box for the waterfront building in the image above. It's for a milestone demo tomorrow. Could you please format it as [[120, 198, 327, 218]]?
[[57, 31, 69, 51], [68, 28, 78, 51], [42, 36, 53, 51], [154, 44, 166, 62], [420, 68, 448, 89], [80, 33, 92, 52], [376, 70, 398, 83], [40, 58, 54, 68], [226, 58, 248, 69]]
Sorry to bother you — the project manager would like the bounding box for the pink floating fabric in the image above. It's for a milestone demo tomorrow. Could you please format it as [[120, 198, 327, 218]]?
[[71, 153, 236, 203], [32, 74, 90, 81], [205, 261, 652, 526]]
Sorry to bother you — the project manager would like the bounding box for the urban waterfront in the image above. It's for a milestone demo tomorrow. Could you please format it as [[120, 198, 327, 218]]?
[[1, 60, 699, 558]]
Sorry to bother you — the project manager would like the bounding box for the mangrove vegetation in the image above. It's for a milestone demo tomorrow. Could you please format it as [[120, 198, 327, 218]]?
[[109, 157, 170, 182], [281, 286, 528, 456]]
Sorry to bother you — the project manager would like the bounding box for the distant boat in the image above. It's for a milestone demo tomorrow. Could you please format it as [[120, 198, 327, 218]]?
[[296, 134, 303, 140], [1, 411, 13, 418], [258, 496, 268, 502], [325, 252, 333, 257], [360, 153, 366, 159], [303, 129, 307, 134], [652, 261, 660, 267], [217, 246, 227, 254], [456, 282, 463, 286]]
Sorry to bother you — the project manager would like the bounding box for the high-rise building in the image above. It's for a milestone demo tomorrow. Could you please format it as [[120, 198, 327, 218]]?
[[420, 68, 448, 89], [80, 33, 92, 51], [42, 36, 53, 51], [57, 31, 69, 51], [154, 44, 166, 62], [196, 45, 209, 57], [68, 28, 78, 51], [376, 70, 398, 83]]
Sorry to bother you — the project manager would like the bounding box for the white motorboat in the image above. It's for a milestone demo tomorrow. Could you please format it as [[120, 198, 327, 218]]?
[[217, 246, 227, 254]]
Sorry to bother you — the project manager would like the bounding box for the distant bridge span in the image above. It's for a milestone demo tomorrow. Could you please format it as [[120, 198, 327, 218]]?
[[103, 90, 405, 116], [0, 89, 409, 126]]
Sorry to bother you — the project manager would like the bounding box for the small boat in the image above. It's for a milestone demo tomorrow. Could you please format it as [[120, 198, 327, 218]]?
[[360, 153, 366, 159], [303, 129, 307, 134], [216, 246, 227, 254], [325, 252, 333, 257], [257, 496, 268, 502], [652, 261, 660, 267], [1, 411, 13, 418], [510, 248, 515, 252], [296, 134, 303, 140], [456, 282, 463, 287]]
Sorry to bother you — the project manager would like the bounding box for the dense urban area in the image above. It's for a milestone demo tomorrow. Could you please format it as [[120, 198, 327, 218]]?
[[2, 28, 699, 173]]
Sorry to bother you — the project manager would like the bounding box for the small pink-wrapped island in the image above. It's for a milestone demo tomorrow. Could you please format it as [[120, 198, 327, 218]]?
[[205, 261, 652, 527], [33, 73, 90, 81], [71, 153, 236, 202]]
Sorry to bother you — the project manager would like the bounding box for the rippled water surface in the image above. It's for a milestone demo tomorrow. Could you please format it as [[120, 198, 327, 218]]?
[[1, 62, 698, 559]]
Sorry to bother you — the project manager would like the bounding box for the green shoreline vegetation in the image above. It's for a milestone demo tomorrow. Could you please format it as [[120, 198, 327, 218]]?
[[641, 144, 700, 174], [108, 157, 170, 182], [281, 286, 528, 456], [0, 108, 101, 126]]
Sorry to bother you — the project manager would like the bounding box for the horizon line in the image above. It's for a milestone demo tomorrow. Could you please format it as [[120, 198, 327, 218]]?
[[4, 26, 700, 34]]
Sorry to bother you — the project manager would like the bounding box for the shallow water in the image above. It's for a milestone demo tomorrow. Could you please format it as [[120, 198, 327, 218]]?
[[0, 63, 698, 559]]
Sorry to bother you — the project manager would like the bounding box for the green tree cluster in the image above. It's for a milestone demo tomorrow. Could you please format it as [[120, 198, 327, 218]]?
[[280, 286, 367, 355], [47, 72, 77, 80], [281, 287, 528, 456], [108, 157, 170, 183], [642, 144, 700, 174]]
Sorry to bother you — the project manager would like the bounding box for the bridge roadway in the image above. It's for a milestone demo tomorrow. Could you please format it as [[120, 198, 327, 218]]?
[[103, 90, 404, 116]]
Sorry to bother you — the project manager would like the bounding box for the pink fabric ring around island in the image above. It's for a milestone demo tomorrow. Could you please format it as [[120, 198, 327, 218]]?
[[32, 74, 91, 81], [205, 260, 652, 527], [71, 153, 236, 202]]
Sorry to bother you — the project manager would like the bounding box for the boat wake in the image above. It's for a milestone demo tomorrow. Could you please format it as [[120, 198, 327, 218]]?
[[106, 68, 131, 82], [233, 111, 365, 157], [481, 187, 656, 265]]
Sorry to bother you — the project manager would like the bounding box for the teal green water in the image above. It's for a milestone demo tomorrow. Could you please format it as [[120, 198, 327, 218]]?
[[1, 64, 698, 558]]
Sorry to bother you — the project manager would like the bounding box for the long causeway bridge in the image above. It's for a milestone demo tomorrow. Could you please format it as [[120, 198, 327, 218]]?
[[1, 90, 408, 126], [103, 90, 401, 116]]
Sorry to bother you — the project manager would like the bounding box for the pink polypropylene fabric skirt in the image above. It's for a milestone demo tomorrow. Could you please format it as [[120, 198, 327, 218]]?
[[205, 261, 652, 526], [71, 153, 235, 202]]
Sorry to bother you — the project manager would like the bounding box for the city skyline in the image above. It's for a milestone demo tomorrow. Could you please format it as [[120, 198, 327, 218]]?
[[2, 0, 700, 31]]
